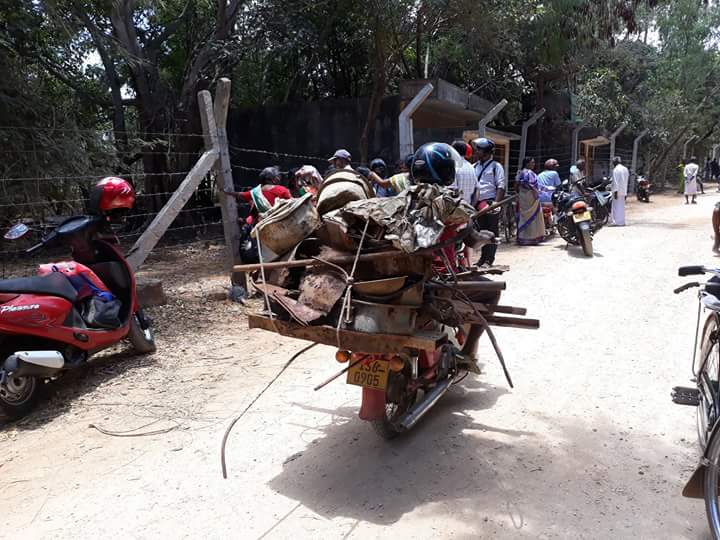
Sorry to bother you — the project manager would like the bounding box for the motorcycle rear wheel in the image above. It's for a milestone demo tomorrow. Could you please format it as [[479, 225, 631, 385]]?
[[372, 374, 418, 440], [578, 226, 593, 257], [0, 375, 40, 419]]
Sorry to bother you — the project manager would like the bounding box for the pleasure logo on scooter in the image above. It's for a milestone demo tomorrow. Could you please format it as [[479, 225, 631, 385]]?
[[0, 304, 40, 314]]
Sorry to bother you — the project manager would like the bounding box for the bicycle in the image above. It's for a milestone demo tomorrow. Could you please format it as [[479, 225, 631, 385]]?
[[674, 265, 720, 538], [499, 192, 516, 243]]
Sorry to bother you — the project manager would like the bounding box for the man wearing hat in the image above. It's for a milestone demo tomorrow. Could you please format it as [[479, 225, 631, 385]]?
[[328, 149, 354, 172]]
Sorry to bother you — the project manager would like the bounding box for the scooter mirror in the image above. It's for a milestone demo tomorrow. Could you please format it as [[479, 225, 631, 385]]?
[[3, 223, 29, 240]]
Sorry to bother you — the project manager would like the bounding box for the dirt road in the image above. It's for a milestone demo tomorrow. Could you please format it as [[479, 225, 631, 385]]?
[[1, 193, 717, 539]]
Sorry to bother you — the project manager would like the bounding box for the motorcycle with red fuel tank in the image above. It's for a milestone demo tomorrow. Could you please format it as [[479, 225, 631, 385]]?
[[0, 178, 155, 418]]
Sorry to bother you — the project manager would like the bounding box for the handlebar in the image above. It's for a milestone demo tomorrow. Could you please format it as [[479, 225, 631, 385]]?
[[674, 282, 700, 294], [679, 265, 706, 277]]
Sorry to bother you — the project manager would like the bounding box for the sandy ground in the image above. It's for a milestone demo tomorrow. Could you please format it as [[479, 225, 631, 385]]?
[[1, 191, 718, 539]]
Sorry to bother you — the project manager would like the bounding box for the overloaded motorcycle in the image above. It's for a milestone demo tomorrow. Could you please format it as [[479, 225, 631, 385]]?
[[0, 177, 155, 418], [637, 176, 651, 203], [551, 179, 598, 257], [673, 265, 720, 538]]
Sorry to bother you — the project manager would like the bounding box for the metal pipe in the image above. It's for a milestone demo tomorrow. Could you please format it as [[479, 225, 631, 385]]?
[[478, 99, 508, 138], [517, 109, 546, 172], [399, 83, 434, 158], [399, 377, 453, 430]]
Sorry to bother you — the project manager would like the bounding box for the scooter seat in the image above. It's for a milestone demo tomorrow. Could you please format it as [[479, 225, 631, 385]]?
[[0, 273, 78, 303]]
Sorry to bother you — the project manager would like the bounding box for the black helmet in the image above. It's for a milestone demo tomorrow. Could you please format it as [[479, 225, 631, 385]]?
[[410, 142, 459, 186], [472, 137, 496, 152], [404, 153, 415, 170], [369, 158, 387, 173]]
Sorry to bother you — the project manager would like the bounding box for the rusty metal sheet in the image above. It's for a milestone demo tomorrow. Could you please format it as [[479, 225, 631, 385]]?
[[271, 292, 324, 325], [298, 269, 346, 314]]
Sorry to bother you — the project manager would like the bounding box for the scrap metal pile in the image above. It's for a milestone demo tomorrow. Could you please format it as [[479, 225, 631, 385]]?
[[235, 171, 538, 357]]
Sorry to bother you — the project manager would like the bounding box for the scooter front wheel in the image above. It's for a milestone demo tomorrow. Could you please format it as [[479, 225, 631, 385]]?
[[128, 311, 156, 354], [0, 374, 40, 419]]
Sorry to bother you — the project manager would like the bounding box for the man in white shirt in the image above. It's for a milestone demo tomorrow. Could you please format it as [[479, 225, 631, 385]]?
[[472, 137, 505, 266], [611, 156, 629, 226], [450, 140, 477, 204], [684, 156, 700, 205]]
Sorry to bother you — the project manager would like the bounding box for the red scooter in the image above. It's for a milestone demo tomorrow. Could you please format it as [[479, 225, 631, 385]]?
[[0, 178, 155, 418]]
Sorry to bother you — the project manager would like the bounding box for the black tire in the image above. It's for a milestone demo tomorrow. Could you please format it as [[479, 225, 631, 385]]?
[[0, 375, 40, 419], [705, 426, 720, 538], [698, 315, 720, 449], [372, 373, 417, 440], [503, 205, 516, 243], [578, 225, 593, 257], [127, 311, 156, 354]]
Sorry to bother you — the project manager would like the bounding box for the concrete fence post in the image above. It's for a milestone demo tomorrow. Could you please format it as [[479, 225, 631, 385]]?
[[517, 109, 546, 172], [630, 128, 649, 193], [478, 99, 508, 138], [609, 122, 627, 163], [398, 83, 433, 158]]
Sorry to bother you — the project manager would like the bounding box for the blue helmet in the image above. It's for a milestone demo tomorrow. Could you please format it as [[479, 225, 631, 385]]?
[[411, 142, 459, 186], [472, 137, 496, 152]]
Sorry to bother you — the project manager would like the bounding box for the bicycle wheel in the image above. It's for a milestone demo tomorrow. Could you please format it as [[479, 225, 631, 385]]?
[[504, 204, 516, 243], [699, 315, 720, 448], [705, 426, 720, 538]]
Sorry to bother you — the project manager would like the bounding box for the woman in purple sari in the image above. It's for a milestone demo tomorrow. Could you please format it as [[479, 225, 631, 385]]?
[[516, 157, 545, 245]]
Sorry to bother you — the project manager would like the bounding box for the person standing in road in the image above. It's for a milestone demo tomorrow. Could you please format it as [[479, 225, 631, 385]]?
[[684, 157, 700, 205], [472, 137, 505, 267], [516, 157, 545, 245], [570, 159, 586, 182], [450, 140, 478, 205], [611, 156, 629, 226]]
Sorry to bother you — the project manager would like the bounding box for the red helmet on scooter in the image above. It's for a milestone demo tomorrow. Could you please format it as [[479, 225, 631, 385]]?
[[89, 177, 136, 218]]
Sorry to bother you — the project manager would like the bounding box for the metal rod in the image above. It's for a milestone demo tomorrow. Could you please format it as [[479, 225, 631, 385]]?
[[313, 357, 365, 391]]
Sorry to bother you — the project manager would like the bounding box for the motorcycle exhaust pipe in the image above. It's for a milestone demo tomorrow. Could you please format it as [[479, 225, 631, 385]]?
[[399, 377, 454, 431], [3, 351, 65, 378]]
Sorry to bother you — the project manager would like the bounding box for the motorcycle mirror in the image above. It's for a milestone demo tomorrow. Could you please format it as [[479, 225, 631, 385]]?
[[3, 223, 29, 240]]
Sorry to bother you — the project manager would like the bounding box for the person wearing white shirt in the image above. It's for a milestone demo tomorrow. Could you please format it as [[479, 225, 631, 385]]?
[[450, 140, 478, 204], [611, 156, 629, 226], [684, 157, 700, 204], [472, 137, 505, 267]]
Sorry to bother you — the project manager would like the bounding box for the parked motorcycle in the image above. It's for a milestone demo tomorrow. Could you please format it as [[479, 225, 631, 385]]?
[[0, 178, 155, 418], [552, 179, 595, 257], [581, 177, 613, 228], [673, 265, 720, 538], [637, 176, 651, 202]]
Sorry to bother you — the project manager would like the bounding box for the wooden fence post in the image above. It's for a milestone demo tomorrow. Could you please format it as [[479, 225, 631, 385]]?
[[126, 90, 219, 271], [212, 78, 241, 274]]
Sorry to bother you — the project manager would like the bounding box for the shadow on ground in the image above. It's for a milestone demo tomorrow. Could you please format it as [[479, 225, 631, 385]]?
[[0, 348, 155, 430], [262, 379, 700, 537]]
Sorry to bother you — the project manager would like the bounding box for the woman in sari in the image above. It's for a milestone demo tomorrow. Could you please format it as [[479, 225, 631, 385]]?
[[516, 157, 545, 245]]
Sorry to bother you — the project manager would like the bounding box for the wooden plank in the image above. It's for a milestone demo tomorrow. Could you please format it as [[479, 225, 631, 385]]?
[[127, 149, 218, 271], [248, 314, 445, 353], [233, 250, 431, 273], [212, 78, 241, 269]]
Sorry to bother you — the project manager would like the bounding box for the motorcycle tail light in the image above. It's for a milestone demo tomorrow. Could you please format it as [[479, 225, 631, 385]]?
[[335, 350, 351, 363], [389, 356, 405, 372], [571, 201, 587, 211], [0, 293, 18, 304]]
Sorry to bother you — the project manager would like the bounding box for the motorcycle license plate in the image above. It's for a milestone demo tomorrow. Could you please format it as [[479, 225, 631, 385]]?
[[347, 359, 389, 391], [572, 211, 592, 223]]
